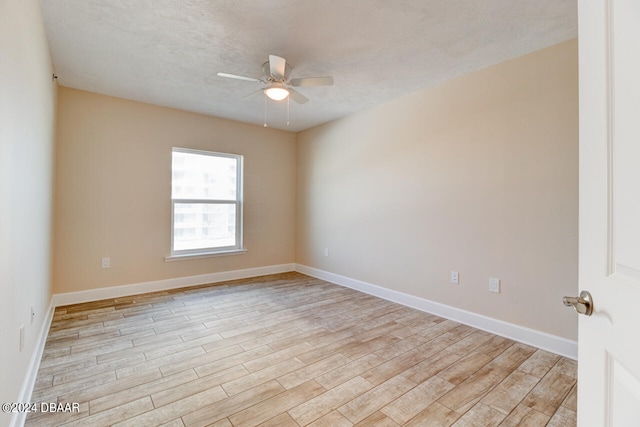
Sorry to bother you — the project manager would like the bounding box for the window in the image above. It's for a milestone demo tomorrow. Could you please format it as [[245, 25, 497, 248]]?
[[170, 148, 244, 257]]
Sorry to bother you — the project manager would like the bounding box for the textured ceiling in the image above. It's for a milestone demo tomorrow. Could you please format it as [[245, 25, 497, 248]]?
[[40, 0, 577, 132]]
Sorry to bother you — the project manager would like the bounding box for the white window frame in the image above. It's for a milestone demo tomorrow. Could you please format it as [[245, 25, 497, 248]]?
[[168, 147, 245, 260]]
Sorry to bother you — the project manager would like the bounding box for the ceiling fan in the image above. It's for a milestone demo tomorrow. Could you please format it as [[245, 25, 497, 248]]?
[[217, 55, 333, 104]]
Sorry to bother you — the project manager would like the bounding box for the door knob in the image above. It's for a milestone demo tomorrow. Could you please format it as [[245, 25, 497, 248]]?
[[563, 290, 593, 316]]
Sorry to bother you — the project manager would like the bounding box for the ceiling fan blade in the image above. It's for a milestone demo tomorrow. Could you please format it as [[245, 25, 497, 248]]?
[[217, 72, 262, 83], [290, 76, 334, 87], [269, 55, 286, 80], [242, 88, 266, 99], [288, 88, 309, 104]]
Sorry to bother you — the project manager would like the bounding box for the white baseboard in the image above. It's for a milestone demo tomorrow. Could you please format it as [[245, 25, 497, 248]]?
[[295, 264, 578, 360], [52, 263, 296, 307], [10, 301, 55, 427]]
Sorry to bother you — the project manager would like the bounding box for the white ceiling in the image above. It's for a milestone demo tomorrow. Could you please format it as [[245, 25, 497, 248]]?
[[40, 0, 577, 132]]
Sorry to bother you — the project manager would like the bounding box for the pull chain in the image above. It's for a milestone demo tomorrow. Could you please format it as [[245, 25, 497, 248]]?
[[262, 92, 293, 128], [263, 92, 267, 127]]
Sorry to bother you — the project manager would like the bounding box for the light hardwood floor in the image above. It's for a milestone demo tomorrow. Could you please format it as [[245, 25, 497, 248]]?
[[27, 272, 577, 426]]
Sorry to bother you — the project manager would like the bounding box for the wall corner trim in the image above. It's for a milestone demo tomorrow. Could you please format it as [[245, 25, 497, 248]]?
[[11, 302, 56, 427], [295, 264, 578, 360]]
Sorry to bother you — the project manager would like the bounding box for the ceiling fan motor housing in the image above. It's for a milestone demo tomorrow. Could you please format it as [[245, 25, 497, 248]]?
[[262, 61, 291, 81]]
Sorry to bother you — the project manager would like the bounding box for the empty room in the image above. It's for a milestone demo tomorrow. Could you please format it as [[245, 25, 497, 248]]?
[[2, 0, 639, 426]]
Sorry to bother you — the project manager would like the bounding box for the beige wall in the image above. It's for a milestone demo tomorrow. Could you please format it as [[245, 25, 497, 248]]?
[[297, 40, 579, 340], [0, 0, 57, 421], [53, 88, 296, 293]]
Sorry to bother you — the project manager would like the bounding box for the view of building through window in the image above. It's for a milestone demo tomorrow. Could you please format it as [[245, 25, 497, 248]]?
[[171, 148, 242, 254]]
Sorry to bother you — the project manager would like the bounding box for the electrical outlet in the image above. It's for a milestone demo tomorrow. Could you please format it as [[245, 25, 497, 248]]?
[[489, 278, 500, 293], [324, 248, 329, 257], [101, 257, 111, 268], [450, 271, 459, 284]]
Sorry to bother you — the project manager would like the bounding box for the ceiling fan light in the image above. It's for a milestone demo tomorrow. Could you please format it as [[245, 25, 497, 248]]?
[[265, 87, 289, 101]]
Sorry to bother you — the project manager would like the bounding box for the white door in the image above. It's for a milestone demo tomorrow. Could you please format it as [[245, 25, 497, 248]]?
[[576, 0, 640, 425]]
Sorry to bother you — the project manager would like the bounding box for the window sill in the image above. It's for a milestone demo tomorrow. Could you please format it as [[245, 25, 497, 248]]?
[[165, 249, 248, 262]]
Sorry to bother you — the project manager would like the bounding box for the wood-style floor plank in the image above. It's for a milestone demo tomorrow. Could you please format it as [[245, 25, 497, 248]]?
[[26, 272, 576, 426], [288, 376, 373, 425]]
